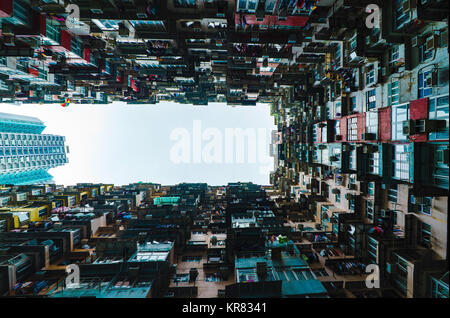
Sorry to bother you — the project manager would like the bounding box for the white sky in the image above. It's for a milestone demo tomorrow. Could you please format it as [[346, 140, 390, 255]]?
[[0, 101, 276, 186]]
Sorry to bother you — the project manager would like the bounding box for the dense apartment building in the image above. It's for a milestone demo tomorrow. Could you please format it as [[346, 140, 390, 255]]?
[[0, 112, 68, 184], [0, 181, 448, 298], [0, 0, 350, 105], [267, 0, 449, 299]]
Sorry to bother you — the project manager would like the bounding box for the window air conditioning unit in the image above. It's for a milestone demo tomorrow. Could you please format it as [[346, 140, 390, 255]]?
[[136, 13, 148, 18], [256, 5, 265, 21], [288, 34, 297, 44], [380, 209, 392, 218], [362, 144, 378, 154], [30, 0, 41, 6], [118, 23, 129, 37], [426, 119, 447, 132], [414, 35, 427, 48], [251, 32, 259, 42], [362, 133, 376, 141], [426, 35, 437, 51], [386, 262, 397, 274], [402, 120, 411, 135], [256, 261, 268, 276], [438, 148, 449, 165], [90, 9, 103, 14], [425, 71, 438, 87], [440, 31, 448, 47], [364, 64, 374, 74], [3, 35, 14, 46], [403, 0, 411, 12], [347, 183, 357, 190]]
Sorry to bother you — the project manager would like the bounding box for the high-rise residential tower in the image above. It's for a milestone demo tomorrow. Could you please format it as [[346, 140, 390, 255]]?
[[0, 112, 68, 184]]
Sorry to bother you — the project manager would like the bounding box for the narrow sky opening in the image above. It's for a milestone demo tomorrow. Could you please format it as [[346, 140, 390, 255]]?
[[0, 102, 276, 186]]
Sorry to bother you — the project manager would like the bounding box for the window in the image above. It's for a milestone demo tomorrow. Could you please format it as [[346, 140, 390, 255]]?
[[293, 269, 315, 281], [433, 144, 449, 189], [393, 253, 408, 295], [388, 81, 400, 106], [349, 34, 357, 52], [349, 148, 356, 170], [367, 237, 378, 264], [395, 0, 411, 30], [71, 37, 82, 57], [366, 111, 378, 139], [349, 197, 355, 211], [11, 0, 29, 25], [335, 101, 342, 117], [393, 144, 410, 181], [321, 205, 331, 228], [334, 43, 341, 62], [350, 96, 358, 112], [335, 120, 340, 136], [175, 0, 197, 8], [366, 200, 374, 221], [265, 0, 277, 13], [431, 277, 449, 298], [419, 34, 434, 62], [368, 182, 375, 196], [366, 89, 377, 110], [129, 20, 166, 31], [312, 125, 318, 142], [313, 269, 329, 277], [316, 106, 321, 119], [429, 95, 449, 141], [182, 255, 202, 262], [347, 117, 358, 141], [90, 52, 97, 66], [38, 208, 47, 217], [321, 126, 328, 143], [419, 222, 432, 248], [335, 193, 341, 203], [312, 149, 319, 163], [389, 46, 400, 68], [419, 70, 433, 98], [237, 0, 257, 12], [369, 152, 380, 175], [366, 65, 376, 86], [391, 103, 409, 141], [388, 187, 398, 203], [174, 274, 190, 283], [411, 196, 432, 215], [46, 19, 60, 43]]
